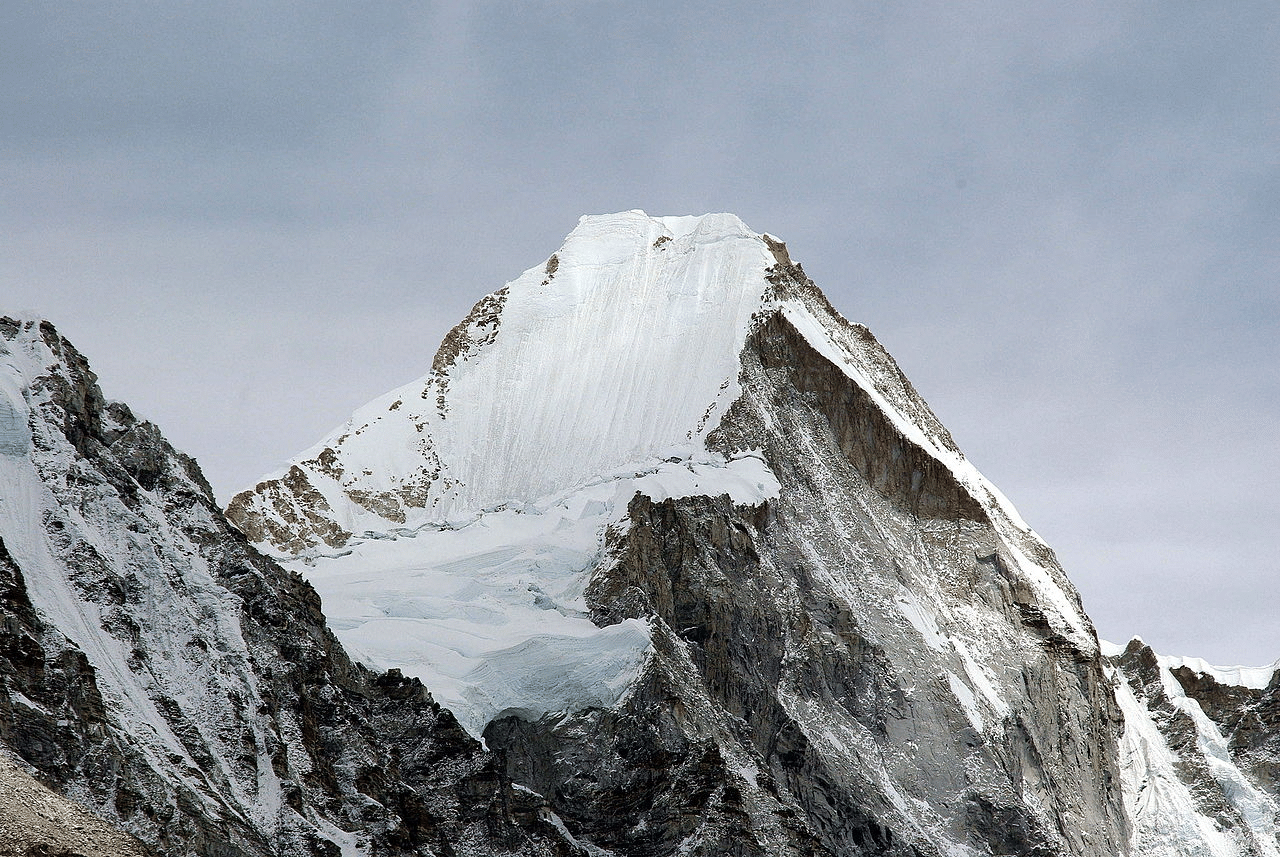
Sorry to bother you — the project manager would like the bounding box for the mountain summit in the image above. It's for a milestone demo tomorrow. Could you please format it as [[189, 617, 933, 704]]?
[[229, 211, 1025, 554], [229, 212, 1135, 855], [230, 212, 786, 548]]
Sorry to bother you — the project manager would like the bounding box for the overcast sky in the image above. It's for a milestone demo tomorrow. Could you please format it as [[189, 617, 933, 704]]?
[[3, 2, 1276, 665]]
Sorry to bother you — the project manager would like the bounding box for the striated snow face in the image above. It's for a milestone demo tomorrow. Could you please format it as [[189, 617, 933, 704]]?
[[433, 211, 771, 513], [0, 388, 26, 455], [241, 211, 789, 738], [233, 211, 776, 543]]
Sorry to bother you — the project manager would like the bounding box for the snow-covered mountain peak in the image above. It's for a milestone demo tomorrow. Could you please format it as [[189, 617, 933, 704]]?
[[6, 228, 1279, 855], [229, 211, 786, 550], [226, 213, 1114, 754]]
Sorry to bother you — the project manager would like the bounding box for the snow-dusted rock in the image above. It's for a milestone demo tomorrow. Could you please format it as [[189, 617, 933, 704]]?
[[1106, 638, 1279, 857], [0, 317, 576, 857]]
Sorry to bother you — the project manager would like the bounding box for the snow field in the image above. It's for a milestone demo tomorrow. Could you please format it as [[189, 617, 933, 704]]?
[[255, 211, 776, 536]]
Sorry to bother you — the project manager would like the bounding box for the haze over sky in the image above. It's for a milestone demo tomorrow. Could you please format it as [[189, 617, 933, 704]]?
[[2, 3, 1276, 665]]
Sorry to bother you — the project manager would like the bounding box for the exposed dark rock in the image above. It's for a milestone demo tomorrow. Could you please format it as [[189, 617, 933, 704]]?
[[1170, 660, 1280, 799], [0, 317, 576, 857]]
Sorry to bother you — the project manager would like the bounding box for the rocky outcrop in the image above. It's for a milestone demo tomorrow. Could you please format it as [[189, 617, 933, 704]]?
[[224, 464, 353, 554], [0, 317, 577, 856], [1170, 665, 1280, 798], [224, 284, 512, 554]]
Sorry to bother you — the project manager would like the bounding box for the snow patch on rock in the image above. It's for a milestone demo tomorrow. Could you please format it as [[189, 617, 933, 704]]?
[[1106, 640, 1280, 857], [1110, 663, 1242, 857]]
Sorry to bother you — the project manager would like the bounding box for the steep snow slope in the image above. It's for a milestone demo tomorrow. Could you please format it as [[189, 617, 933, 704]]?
[[230, 212, 777, 547], [232, 212, 1135, 855]]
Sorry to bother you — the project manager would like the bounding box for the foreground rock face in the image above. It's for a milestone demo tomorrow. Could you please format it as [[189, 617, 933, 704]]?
[[0, 317, 576, 856]]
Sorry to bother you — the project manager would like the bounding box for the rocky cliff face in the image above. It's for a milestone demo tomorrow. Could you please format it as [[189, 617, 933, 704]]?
[[1106, 638, 1279, 856], [482, 254, 1130, 856], [0, 317, 579, 856]]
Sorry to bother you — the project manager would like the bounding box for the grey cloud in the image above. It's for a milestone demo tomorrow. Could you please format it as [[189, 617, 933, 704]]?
[[0, 2, 417, 152]]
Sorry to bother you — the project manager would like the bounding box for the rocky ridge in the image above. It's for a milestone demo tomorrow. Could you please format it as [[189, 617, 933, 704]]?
[[1107, 638, 1279, 856], [477, 244, 1130, 855], [0, 317, 581, 856], [2, 211, 1276, 856]]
